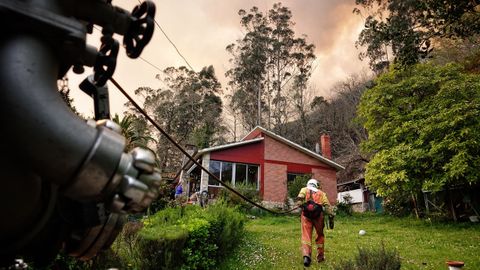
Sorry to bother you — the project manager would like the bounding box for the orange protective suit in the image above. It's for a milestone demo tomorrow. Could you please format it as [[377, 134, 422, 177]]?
[[298, 187, 330, 262]]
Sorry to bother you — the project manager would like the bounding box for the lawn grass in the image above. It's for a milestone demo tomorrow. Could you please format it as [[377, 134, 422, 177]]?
[[218, 213, 480, 270]]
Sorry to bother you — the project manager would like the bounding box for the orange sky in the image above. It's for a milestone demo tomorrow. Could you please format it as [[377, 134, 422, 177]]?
[[68, 0, 368, 118]]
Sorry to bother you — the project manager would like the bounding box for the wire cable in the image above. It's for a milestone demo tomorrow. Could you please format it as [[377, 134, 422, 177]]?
[[137, 0, 195, 71], [139, 56, 163, 73], [110, 76, 299, 215]]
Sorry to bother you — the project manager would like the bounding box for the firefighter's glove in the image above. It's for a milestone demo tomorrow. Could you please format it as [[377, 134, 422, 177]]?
[[295, 197, 304, 207], [328, 215, 335, 230]]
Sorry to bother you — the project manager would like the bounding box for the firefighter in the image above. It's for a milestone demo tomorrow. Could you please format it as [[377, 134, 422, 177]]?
[[296, 178, 332, 267]]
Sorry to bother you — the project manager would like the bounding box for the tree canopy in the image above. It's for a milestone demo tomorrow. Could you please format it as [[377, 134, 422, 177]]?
[[226, 3, 316, 134], [358, 63, 480, 197], [128, 66, 225, 170], [354, 0, 480, 71]]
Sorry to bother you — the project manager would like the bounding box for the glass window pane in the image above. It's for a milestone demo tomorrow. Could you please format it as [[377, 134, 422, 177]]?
[[221, 162, 233, 184], [247, 165, 258, 188], [287, 173, 305, 183], [235, 164, 247, 186], [209, 160, 221, 186]]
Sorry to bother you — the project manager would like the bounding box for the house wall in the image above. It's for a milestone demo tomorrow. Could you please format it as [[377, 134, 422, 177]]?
[[264, 135, 338, 205], [210, 141, 263, 164], [201, 132, 339, 207], [337, 189, 363, 204], [312, 167, 337, 205], [263, 162, 287, 207], [199, 152, 210, 192], [264, 136, 328, 167]]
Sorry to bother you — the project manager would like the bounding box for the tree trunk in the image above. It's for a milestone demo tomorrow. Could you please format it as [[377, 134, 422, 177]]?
[[411, 193, 419, 219], [447, 188, 457, 222]]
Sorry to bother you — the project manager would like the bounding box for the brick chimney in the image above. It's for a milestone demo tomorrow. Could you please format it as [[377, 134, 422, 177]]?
[[320, 134, 332, 159]]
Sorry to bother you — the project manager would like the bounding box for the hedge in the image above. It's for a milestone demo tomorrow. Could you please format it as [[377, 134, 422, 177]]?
[[136, 201, 246, 270]]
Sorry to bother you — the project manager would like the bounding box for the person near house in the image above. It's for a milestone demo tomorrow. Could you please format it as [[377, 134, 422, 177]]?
[[188, 190, 199, 205], [296, 178, 332, 267], [174, 182, 183, 199]]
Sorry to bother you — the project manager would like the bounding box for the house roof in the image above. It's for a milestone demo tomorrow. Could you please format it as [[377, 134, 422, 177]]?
[[197, 137, 264, 154], [185, 126, 344, 171], [184, 137, 264, 173], [242, 126, 344, 171]]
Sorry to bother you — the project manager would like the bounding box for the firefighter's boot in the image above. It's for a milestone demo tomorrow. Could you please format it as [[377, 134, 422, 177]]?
[[303, 256, 311, 267]]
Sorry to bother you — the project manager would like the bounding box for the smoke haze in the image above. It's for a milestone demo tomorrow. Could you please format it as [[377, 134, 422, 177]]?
[[69, 0, 368, 119]]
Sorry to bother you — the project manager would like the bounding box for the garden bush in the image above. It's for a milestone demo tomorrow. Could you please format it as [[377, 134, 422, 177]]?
[[218, 182, 259, 212], [136, 201, 246, 270], [334, 243, 401, 270], [47, 202, 245, 270], [336, 193, 353, 216], [287, 174, 310, 199], [382, 192, 414, 217]]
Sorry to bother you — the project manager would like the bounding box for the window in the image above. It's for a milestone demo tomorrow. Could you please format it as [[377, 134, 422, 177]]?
[[208, 160, 221, 186], [208, 160, 259, 190], [235, 164, 247, 184], [234, 163, 258, 189], [287, 172, 309, 183], [247, 165, 258, 186], [221, 162, 233, 183]]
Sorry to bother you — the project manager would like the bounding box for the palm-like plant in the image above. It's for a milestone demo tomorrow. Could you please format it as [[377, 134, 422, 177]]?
[[112, 113, 156, 153]]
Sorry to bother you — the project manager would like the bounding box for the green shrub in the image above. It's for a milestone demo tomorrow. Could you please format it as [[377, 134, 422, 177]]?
[[334, 243, 401, 270], [110, 221, 143, 268], [136, 202, 245, 269], [218, 182, 259, 211], [382, 192, 413, 217], [204, 201, 245, 259], [138, 226, 188, 270], [287, 175, 310, 199], [49, 252, 88, 270], [337, 193, 353, 216], [41, 203, 245, 270], [181, 218, 216, 270]]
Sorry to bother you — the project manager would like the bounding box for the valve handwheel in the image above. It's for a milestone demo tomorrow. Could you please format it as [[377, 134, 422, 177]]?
[[124, 1, 155, 59], [93, 36, 119, 86]]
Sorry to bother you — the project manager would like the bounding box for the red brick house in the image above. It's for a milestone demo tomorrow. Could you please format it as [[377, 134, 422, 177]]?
[[184, 126, 344, 207]]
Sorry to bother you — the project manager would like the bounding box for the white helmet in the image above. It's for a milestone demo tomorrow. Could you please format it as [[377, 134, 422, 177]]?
[[307, 179, 319, 189]]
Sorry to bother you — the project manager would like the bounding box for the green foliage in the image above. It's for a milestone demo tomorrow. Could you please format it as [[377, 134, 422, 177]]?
[[382, 192, 414, 217], [132, 65, 226, 170], [218, 182, 260, 212], [358, 63, 480, 199], [287, 174, 310, 199], [336, 193, 353, 216], [334, 243, 401, 270], [354, 0, 480, 70], [112, 113, 155, 153], [135, 202, 245, 270], [226, 3, 316, 131], [49, 252, 88, 270]]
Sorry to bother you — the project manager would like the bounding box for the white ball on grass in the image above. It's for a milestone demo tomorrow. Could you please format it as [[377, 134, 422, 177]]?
[[359, 229, 366, 236]]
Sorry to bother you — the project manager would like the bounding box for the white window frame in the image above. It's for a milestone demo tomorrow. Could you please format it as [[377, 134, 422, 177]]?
[[208, 160, 260, 191], [208, 160, 222, 187]]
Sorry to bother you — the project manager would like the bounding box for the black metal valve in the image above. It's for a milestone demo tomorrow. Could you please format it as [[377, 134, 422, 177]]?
[[123, 1, 155, 59], [93, 34, 119, 86]]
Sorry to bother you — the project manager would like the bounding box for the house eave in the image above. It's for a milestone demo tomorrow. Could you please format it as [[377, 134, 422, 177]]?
[[198, 137, 264, 154], [243, 126, 345, 171]]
